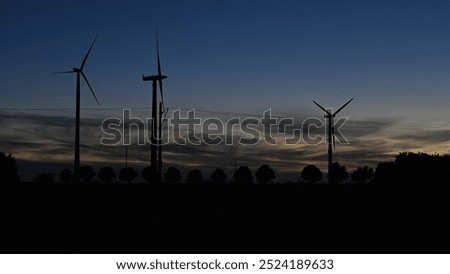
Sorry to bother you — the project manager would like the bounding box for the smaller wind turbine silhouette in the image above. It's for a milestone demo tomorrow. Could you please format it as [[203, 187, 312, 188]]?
[[53, 35, 100, 183], [313, 98, 353, 184], [156, 32, 169, 184], [142, 31, 167, 183]]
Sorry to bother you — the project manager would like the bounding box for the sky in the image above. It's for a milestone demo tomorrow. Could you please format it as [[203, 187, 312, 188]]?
[[1, 0, 450, 181]]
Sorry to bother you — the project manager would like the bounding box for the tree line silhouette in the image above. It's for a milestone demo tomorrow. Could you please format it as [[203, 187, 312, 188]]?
[[1, 151, 449, 185], [2, 150, 450, 253]]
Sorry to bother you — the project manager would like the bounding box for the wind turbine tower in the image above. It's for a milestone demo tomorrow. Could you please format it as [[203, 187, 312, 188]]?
[[313, 98, 353, 184]]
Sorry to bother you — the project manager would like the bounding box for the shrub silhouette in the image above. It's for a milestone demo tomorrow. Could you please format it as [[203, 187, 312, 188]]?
[[59, 169, 73, 183], [119, 167, 137, 183], [187, 169, 203, 184], [98, 166, 116, 183], [233, 166, 253, 183], [142, 166, 157, 183], [210, 168, 227, 183], [374, 161, 397, 184], [330, 162, 349, 184], [0, 152, 19, 183], [79, 166, 96, 183], [301, 165, 322, 183], [351, 166, 374, 183], [255, 164, 275, 184], [33, 173, 54, 183], [393, 152, 450, 185], [164, 167, 182, 183]]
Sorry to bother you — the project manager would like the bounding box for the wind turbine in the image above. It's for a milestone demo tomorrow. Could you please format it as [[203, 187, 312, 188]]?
[[53, 36, 100, 183], [142, 31, 167, 183], [157, 33, 169, 184], [313, 98, 353, 184]]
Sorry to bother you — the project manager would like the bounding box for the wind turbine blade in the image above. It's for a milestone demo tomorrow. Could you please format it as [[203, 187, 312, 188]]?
[[331, 117, 336, 149], [51, 70, 75, 74], [156, 31, 165, 109], [164, 107, 169, 118], [334, 98, 353, 116], [157, 75, 165, 109], [332, 132, 336, 149], [313, 100, 332, 116], [80, 35, 99, 71], [157, 59, 165, 107], [81, 72, 100, 106], [156, 28, 161, 75]]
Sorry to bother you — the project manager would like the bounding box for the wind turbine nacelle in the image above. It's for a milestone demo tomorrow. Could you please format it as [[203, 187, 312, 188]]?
[[142, 75, 167, 81]]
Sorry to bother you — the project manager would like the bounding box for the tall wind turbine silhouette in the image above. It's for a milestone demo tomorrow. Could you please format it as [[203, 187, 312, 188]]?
[[53, 36, 100, 183], [157, 33, 169, 184], [313, 98, 353, 184], [142, 31, 167, 183]]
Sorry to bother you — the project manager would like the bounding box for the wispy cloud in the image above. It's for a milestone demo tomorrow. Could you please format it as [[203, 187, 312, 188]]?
[[0, 111, 448, 181]]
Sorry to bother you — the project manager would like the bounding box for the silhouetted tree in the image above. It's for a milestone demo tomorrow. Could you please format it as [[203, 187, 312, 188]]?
[[187, 169, 203, 184], [393, 152, 450, 185], [164, 167, 182, 183], [372, 152, 450, 185], [233, 166, 253, 183], [374, 161, 397, 185], [396, 152, 423, 185], [255, 164, 275, 184], [142, 166, 157, 183], [0, 152, 19, 183], [301, 165, 322, 183], [98, 166, 116, 183], [79, 166, 96, 183], [330, 162, 348, 183], [59, 169, 73, 183], [33, 173, 54, 183], [119, 167, 137, 183], [351, 166, 374, 183], [210, 168, 227, 183]]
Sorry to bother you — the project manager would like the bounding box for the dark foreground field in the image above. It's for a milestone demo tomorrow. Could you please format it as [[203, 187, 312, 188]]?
[[1, 182, 449, 253]]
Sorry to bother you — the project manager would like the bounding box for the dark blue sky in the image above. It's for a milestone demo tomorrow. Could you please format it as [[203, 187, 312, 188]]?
[[2, 0, 450, 115], [1, 0, 450, 179]]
